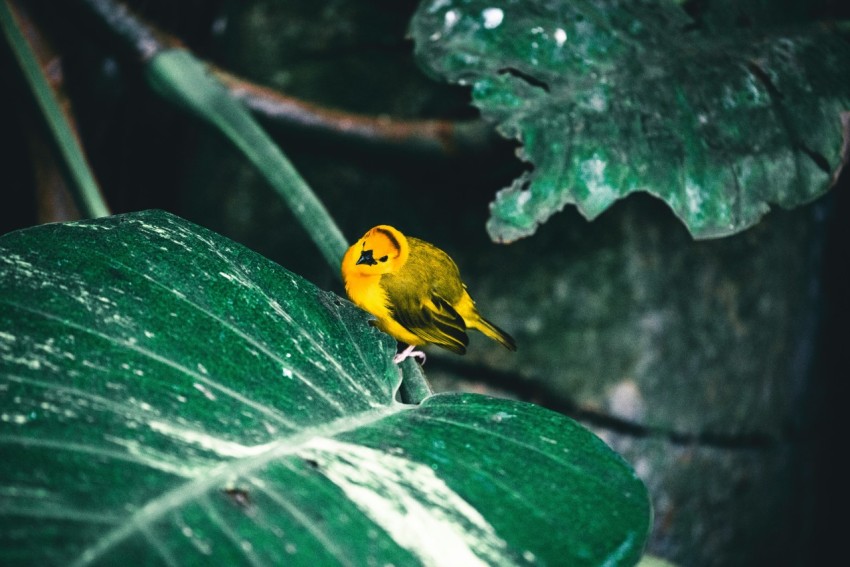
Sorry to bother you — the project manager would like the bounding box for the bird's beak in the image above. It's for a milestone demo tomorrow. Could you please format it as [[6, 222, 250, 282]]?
[[356, 249, 377, 266]]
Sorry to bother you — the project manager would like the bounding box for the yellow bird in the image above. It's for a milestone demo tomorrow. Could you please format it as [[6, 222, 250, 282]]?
[[341, 225, 516, 363]]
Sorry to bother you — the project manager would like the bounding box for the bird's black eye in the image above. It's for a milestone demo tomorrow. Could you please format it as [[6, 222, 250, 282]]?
[[379, 255, 388, 263]]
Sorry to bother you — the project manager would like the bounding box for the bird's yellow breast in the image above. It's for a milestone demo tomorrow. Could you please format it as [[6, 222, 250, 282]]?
[[343, 272, 427, 346], [344, 274, 390, 320]]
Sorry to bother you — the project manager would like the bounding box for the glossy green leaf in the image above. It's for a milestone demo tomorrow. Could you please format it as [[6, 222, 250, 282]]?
[[411, 0, 850, 241], [0, 211, 650, 565]]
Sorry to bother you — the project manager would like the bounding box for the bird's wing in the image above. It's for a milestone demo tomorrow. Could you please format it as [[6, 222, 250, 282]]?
[[391, 292, 469, 354]]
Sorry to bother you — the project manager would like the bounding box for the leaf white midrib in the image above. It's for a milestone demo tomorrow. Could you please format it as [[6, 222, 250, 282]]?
[[0, 299, 297, 429], [69, 403, 409, 567]]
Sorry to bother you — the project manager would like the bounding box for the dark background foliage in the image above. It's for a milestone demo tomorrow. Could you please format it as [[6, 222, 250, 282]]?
[[2, 0, 848, 564]]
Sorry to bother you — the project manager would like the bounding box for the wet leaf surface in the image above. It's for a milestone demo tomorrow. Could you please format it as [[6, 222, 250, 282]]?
[[0, 211, 649, 565], [411, 0, 850, 241]]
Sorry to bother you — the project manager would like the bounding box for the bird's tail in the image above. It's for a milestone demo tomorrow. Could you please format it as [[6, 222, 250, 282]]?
[[472, 316, 517, 351]]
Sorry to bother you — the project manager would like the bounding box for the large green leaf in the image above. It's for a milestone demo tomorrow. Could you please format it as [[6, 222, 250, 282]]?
[[0, 211, 650, 565], [411, 0, 850, 241]]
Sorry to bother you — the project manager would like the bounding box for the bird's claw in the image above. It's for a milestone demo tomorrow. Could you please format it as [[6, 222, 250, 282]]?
[[393, 345, 426, 365]]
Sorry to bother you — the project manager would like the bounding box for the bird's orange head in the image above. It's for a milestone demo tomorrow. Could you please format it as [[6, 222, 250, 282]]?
[[342, 225, 410, 277]]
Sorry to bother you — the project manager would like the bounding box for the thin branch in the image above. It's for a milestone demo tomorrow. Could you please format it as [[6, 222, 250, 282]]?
[[72, 0, 499, 158], [214, 69, 500, 158], [74, 0, 175, 60]]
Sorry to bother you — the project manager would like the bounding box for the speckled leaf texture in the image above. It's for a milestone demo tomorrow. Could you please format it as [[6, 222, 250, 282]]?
[[411, 0, 850, 241], [0, 211, 649, 566]]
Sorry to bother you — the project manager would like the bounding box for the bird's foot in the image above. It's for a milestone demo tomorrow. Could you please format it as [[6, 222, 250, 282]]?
[[393, 344, 426, 365]]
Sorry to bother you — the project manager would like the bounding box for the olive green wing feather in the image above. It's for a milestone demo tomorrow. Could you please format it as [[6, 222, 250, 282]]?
[[390, 292, 469, 354]]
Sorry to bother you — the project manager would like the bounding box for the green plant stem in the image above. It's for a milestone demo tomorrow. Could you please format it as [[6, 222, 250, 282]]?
[[397, 359, 433, 404], [146, 49, 348, 273], [0, 0, 110, 219]]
